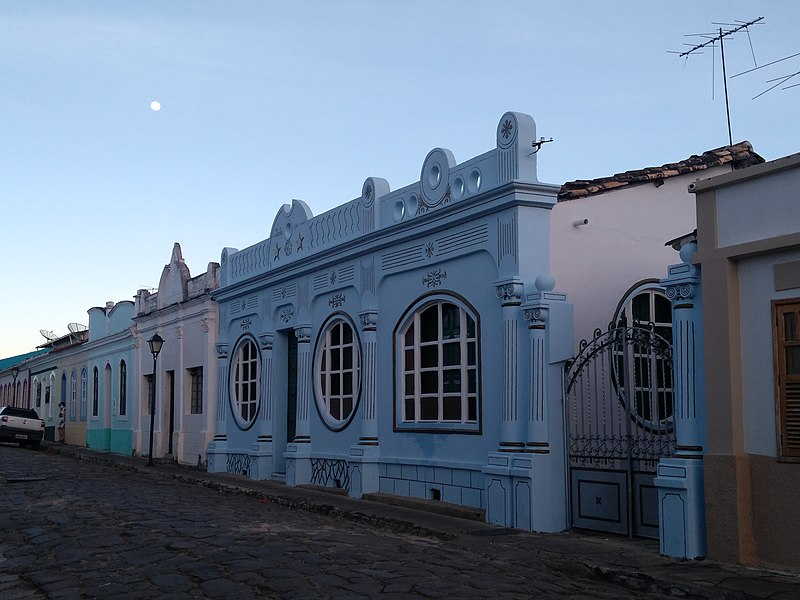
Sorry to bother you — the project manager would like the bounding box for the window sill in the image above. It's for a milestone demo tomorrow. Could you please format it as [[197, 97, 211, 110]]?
[[394, 421, 481, 434]]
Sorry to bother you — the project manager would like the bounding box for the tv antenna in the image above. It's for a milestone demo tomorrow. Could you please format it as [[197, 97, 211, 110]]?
[[670, 16, 764, 146], [67, 323, 88, 334], [731, 51, 800, 99]]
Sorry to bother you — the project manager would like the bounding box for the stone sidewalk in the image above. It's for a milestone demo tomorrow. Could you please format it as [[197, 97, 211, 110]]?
[[41, 443, 799, 600]]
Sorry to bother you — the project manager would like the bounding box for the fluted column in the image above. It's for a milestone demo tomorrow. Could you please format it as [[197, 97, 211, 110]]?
[[214, 343, 228, 432], [257, 333, 274, 441], [293, 326, 312, 444], [523, 305, 549, 452], [655, 240, 707, 559], [663, 264, 705, 456], [206, 342, 229, 473], [358, 310, 378, 446], [495, 279, 525, 451]]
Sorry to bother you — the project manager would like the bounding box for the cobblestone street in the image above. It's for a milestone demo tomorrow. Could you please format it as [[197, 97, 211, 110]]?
[[0, 445, 691, 599]]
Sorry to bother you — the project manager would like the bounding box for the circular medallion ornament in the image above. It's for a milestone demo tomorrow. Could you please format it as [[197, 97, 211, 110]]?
[[420, 148, 455, 207], [497, 112, 518, 149], [362, 178, 376, 208]]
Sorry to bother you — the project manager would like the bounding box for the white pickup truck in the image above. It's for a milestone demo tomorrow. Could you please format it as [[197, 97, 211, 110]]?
[[0, 406, 45, 449]]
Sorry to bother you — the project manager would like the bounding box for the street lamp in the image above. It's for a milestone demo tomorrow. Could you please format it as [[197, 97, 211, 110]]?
[[147, 333, 164, 466], [10, 366, 19, 407]]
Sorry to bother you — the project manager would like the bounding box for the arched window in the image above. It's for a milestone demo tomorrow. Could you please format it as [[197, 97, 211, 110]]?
[[70, 370, 77, 421], [92, 367, 99, 417], [396, 295, 480, 432], [230, 336, 260, 430], [80, 369, 88, 421], [613, 281, 674, 430], [314, 315, 361, 431], [119, 360, 127, 417]]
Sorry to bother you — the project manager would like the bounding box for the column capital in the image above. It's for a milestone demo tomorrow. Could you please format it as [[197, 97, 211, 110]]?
[[215, 343, 229, 359], [358, 309, 378, 332], [494, 278, 524, 306], [258, 332, 274, 350], [660, 262, 699, 306], [294, 325, 311, 343], [522, 306, 549, 329]]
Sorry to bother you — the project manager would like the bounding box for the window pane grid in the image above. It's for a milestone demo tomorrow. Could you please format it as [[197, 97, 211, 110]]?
[[190, 367, 203, 414], [401, 302, 478, 424], [234, 341, 259, 425], [317, 321, 359, 426]]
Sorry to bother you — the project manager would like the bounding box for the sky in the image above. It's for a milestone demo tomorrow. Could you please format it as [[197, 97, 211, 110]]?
[[2, 1, 799, 358]]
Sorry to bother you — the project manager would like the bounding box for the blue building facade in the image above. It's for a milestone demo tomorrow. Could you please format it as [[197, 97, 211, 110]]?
[[208, 112, 573, 531], [86, 301, 136, 454]]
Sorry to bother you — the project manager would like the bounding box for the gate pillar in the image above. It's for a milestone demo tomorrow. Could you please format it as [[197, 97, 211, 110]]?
[[484, 275, 572, 532], [655, 241, 707, 558]]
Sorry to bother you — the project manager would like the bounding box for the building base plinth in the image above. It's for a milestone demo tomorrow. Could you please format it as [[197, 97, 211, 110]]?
[[483, 452, 567, 532], [654, 457, 707, 559]]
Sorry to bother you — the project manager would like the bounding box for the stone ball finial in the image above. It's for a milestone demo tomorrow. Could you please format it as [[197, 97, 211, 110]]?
[[535, 273, 556, 292], [679, 241, 698, 265]]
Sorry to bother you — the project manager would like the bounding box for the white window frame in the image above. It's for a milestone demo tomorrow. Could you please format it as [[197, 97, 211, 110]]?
[[613, 281, 674, 431], [230, 336, 260, 430], [70, 370, 77, 421], [80, 369, 88, 421], [396, 295, 480, 433], [119, 360, 127, 417], [189, 367, 203, 415], [313, 315, 361, 431], [92, 367, 99, 418]]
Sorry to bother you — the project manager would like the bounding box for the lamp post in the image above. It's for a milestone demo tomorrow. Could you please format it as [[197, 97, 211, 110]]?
[[147, 333, 164, 466], [10, 367, 19, 407]]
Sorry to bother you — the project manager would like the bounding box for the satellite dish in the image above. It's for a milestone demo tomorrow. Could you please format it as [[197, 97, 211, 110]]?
[[39, 329, 57, 341], [68, 323, 88, 333]]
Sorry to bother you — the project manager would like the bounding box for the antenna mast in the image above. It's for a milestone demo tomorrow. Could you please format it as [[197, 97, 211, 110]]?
[[673, 16, 764, 146]]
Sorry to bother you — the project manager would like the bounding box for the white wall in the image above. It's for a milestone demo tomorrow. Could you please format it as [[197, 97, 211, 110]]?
[[549, 169, 729, 350]]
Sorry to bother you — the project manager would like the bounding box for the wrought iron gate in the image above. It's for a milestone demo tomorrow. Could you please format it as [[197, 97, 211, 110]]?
[[565, 324, 675, 538]]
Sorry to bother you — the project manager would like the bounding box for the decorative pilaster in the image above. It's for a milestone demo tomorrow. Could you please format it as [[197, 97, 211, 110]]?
[[286, 325, 312, 487], [523, 305, 549, 452], [357, 310, 378, 447], [293, 326, 312, 444], [484, 274, 572, 533], [350, 309, 380, 499], [662, 267, 704, 457], [248, 333, 274, 480], [206, 342, 229, 474], [494, 278, 525, 451], [655, 240, 707, 559], [257, 333, 274, 434]]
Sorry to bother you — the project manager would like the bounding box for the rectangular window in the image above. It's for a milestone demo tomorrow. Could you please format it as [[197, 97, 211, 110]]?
[[189, 367, 203, 414], [92, 368, 99, 417], [119, 361, 127, 417], [80, 370, 88, 421], [144, 375, 153, 416], [70, 372, 77, 421], [774, 299, 800, 459]]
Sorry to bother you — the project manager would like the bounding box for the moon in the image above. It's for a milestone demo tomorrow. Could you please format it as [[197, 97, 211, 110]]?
[[150, 100, 161, 112]]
